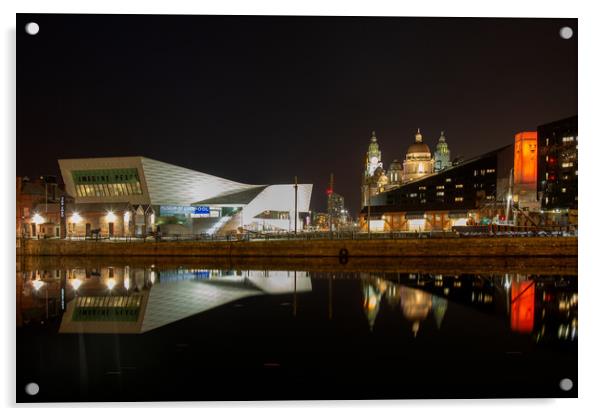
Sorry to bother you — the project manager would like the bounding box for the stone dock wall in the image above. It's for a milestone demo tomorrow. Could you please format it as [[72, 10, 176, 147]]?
[[17, 237, 578, 258]]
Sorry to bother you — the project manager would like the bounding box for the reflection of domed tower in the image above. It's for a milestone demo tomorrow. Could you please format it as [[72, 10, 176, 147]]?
[[434, 130, 452, 172], [402, 128, 434, 183], [387, 159, 402, 187], [400, 286, 433, 337], [431, 295, 448, 329], [363, 282, 383, 331]]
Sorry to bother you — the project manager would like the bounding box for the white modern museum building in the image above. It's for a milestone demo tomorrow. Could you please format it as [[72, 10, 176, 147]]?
[[57, 156, 313, 237]]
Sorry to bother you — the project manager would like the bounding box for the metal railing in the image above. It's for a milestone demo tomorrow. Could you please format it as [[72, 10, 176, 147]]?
[[17, 225, 577, 243]]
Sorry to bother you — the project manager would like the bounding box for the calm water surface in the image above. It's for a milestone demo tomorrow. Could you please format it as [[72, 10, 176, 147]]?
[[16, 257, 577, 402]]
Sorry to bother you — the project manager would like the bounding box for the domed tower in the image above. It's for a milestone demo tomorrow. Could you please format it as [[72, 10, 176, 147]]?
[[365, 131, 382, 178], [434, 130, 452, 172], [402, 128, 434, 183], [362, 131, 384, 208], [388, 159, 402, 186]]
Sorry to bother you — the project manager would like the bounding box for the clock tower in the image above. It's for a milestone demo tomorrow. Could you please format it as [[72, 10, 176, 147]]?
[[365, 131, 383, 177], [362, 131, 385, 208]]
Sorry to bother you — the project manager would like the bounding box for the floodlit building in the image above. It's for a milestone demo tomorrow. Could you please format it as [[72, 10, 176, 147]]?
[[402, 129, 435, 183], [537, 116, 578, 226], [327, 192, 350, 230], [513, 131, 539, 211], [17, 176, 73, 238], [53, 156, 312, 237], [361, 128, 452, 208], [360, 145, 514, 232]]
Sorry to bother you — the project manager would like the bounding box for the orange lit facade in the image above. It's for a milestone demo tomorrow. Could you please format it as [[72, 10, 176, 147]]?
[[513, 132, 538, 209]]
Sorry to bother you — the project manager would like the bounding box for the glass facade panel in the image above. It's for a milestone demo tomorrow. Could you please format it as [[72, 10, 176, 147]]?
[[72, 168, 143, 196]]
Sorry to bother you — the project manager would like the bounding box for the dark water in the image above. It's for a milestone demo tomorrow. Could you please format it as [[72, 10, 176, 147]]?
[[16, 257, 577, 402]]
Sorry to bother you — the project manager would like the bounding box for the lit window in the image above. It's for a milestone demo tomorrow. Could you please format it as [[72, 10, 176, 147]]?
[[409, 193, 418, 198], [418, 186, 426, 190], [454, 197, 463, 202], [436, 185, 445, 190], [445, 178, 452, 182], [420, 199, 427, 203], [486, 168, 495, 174], [562, 188, 567, 193], [437, 191, 444, 196], [562, 136, 575, 143], [562, 162, 574, 168], [455, 184, 463, 189]]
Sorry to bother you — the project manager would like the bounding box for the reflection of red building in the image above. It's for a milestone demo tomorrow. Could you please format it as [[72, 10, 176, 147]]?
[[511, 281, 535, 333]]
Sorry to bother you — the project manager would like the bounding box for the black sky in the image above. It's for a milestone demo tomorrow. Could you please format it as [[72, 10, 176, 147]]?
[[16, 14, 577, 214]]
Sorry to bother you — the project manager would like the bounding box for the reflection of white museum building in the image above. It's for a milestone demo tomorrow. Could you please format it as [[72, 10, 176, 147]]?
[[50, 156, 313, 237], [54, 267, 311, 334]]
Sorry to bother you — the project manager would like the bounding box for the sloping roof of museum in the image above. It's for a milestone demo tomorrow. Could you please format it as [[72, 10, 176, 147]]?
[[193, 185, 269, 205]]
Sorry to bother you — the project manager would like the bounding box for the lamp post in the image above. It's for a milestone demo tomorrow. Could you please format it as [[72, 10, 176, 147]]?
[[294, 176, 298, 235], [328, 173, 334, 237], [367, 188, 371, 239]]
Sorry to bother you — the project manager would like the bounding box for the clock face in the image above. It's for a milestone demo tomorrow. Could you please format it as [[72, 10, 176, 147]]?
[[370, 156, 378, 165]]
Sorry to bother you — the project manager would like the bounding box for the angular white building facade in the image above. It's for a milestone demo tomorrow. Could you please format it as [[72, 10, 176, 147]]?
[[58, 156, 312, 235]]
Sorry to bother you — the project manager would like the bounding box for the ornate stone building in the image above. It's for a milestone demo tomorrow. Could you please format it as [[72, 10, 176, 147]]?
[[402, 129, 435, 183], [361, 128, 451, 208]]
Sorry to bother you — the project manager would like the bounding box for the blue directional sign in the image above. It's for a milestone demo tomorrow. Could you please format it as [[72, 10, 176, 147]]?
[[194, 206, 211, 215]]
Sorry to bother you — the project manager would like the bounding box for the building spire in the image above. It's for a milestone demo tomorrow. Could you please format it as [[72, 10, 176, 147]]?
[[439, 130, 446, 142], [371, 130, 377, 142], [415, 128, 423, 143]]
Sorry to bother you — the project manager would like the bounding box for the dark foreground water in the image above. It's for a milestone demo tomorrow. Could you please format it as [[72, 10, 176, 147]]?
[[16, 257, 577, 402]]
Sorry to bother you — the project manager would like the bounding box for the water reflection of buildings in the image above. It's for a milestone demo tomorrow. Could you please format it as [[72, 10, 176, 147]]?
[[361, 273, 577, 343], [361, 275, 446, 336], [17, 267, 311, 333]]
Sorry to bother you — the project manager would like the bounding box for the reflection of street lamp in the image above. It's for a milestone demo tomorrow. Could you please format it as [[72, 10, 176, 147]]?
[[32, 213, 45, 225], [70, 278, 82, 291], [32, 279, 45, 291], [107, 278, 116, 291]]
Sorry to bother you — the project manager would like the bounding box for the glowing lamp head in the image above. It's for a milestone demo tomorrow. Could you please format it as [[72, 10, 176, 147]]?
[[124, 211, 131, 222], [106, 211, 116, 222], [32, 213, 45, 225], [107, 277, 116, 291], [71, 212, 82, 224]]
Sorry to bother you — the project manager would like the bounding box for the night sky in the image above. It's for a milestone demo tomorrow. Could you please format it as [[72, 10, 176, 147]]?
[[17, 14, 577, 214]]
